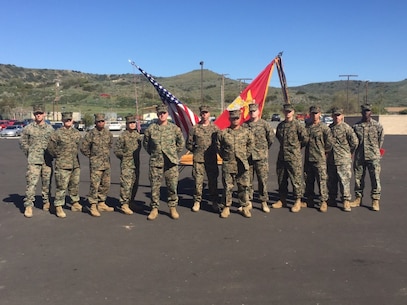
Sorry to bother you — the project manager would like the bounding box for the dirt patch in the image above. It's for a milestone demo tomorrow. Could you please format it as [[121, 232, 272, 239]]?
[[379, 115, 407, 135]]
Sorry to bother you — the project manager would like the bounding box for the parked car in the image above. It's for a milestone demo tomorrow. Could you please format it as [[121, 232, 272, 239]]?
[[108, 121, 123, 131], [323, 116, 333, 126], [0, 120, 9, 130], [52, 122, 63, 130], [74, 122, 85, 131], [0, 125, 23, 137], [139, 122, 150, 134], [271, 113, 281, 122]]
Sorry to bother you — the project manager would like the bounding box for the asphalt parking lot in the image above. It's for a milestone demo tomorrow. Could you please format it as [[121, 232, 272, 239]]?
[[1, 134, 406, 305]]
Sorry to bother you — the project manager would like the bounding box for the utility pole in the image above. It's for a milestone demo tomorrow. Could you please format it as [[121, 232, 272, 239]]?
[[339, 74, 358, 112], [237, 78, 252, 93], [199, 61, 204, 104], [220, 73, 229, 112], [365, 80, 369, 103], [54, 79, 60, 121]]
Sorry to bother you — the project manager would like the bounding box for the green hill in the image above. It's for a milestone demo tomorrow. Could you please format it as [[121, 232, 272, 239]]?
[[1, 63, 406, 120]]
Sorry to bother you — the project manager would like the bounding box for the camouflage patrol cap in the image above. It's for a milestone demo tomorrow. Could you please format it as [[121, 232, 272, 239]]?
[[94, 113, 105, 121], [249, 103, 258, 112], [61, 112, 73, 120], [309, 105, 321, 113], [361, 103, 372, 111], [283, 103, 294, 112], [332, 107, 343, 115], [125, 115, 137, 123], [33, 104, 45, 113], [199, 105, 210, 113], [156, 104, 168, 113], [228, 109, 241, 119]]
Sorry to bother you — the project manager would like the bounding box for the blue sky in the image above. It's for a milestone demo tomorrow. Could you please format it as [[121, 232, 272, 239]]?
[[1, 0, 406, 86]]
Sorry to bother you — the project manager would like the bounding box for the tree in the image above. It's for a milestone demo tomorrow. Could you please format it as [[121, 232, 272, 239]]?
[[82, 113, 94, 128]]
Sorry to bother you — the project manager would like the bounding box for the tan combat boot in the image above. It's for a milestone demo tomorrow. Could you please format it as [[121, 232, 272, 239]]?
[[343, 200, 351, 212], [319, 201, 328, 213], [90, 204, 101, 217], [271, 196, 286, 209], [147, 208, 158, 220], [220, 207, 230, 218], [43, 202, 50, 211], [241, 205, 252, 218], [120, 203, 133, 215], [238, 201, 252, 212], [191, 202, 200, 212], [372, 199, 380, 211], [24, 206, 33, 218], [169, 207, 179, 219], [71, 202, 83, 212], [350, 197, 361, 208], [291, 198, 302, 213], [55, 206, 66, 218], [98, 202, 114, 212], [261, 202, 270, 213]]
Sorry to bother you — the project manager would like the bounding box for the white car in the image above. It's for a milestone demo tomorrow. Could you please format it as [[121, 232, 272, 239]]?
[[0, 125, 23, 137], [108, 121, 123, 131], [323, 116, 334, 126]]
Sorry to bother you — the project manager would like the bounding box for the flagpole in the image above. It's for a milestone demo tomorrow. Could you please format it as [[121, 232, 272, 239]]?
[[275, 52, 290, 104], [129, 60, 140, 131]]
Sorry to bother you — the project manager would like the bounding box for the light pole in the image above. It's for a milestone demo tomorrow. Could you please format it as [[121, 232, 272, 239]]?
[[199, 61, 204, 104]]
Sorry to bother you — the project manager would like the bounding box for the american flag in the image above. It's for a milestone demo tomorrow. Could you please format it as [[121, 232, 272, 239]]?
[[129, 61, 199, 139]]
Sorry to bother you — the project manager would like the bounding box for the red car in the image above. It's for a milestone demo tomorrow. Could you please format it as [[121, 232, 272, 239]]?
[[0, 120, 9, 130]]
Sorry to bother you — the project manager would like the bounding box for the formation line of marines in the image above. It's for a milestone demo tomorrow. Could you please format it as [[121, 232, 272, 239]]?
[[20, 102, 384, 219]]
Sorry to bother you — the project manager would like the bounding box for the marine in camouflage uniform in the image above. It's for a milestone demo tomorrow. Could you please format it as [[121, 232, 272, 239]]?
[[114, 115, 141, 215], [80, 113, 114, 217], [304, 106, 333, 212], [351, 103, 384, 211], [186, 105, 219, 212], [47, 112, 82, 218], [19, 104, 54, 218], [242, 103, 274, 213], [327, 107, 358, 212], [217, 109, 254, 218], [272, 103, 309, 212], [142, 105, 184, 220]]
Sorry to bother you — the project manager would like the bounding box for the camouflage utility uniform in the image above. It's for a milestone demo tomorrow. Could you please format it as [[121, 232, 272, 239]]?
[[304, 120, 333, 205], [19, 122, 54, 208], [114, 128, 141, 206], [242, 118, 274, 203], [353, 119, 384, 201], [143, 122, 184, 208], [217, 126, 254, 210], [80, 127, 113, 205], [186, 122, 219, 205], [275, 119, 309, 200], [328, 120, 358, 203], [47, 124, 81, 208]]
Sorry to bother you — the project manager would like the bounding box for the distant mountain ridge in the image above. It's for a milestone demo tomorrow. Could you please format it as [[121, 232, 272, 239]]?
[[0, 63, 406, 118]]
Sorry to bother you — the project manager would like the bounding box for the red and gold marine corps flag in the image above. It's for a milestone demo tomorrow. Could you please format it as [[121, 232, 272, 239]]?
[[214, 60, 275, 129]]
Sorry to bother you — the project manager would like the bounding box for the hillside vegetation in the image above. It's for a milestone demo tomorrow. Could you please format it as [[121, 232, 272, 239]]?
[[1, 63, 406, 120]]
